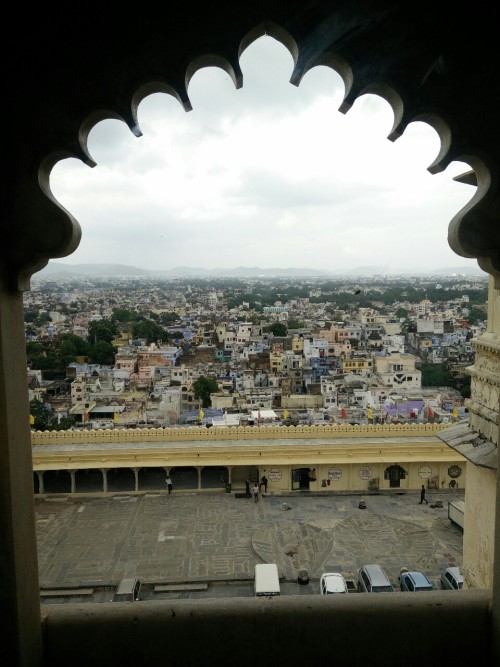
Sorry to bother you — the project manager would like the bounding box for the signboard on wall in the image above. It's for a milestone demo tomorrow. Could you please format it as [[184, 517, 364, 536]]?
[[268, 467, 282, 482], [328, 466, 342, 481]]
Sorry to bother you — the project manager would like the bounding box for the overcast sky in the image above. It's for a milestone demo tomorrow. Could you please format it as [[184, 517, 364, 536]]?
[[50, 36, 479, 274]]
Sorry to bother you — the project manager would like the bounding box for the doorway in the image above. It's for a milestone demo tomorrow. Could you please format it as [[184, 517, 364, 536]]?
[[385, 464, 407, 488]]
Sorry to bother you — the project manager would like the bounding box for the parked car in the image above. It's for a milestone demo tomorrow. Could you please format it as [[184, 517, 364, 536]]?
[[112, 577, 141, 602], [320, 572, 348, 595], [399, 570, 433, 592], [357, 564, 394, 593], [441, 566, 464, 590]]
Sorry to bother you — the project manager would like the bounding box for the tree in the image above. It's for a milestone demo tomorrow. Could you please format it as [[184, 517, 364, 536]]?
[[29, 398, 76, 431], [466, 306, 487, 326], [89, 340, 116, 365], [420, 363, 450, 387], [192, 376, 219, 408], [111, 308, 136, 323], [395, 307, 409, 320], [88, 319, 119, 345], [159, 311, 180, 325], [59, 333, 91, 366], [287, 320, 304, 329], [131, 319, 169, 344], [263, 322, 288, 336]]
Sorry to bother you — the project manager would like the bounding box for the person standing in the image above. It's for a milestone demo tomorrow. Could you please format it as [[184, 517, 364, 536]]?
[[245, 479, 251, 496], [260, 475, 268, 494], [166, 475, 173, 495], [253, 482, 259, 503], [419, 485, 428, 504]]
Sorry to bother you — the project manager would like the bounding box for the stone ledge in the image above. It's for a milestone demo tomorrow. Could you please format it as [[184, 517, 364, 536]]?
[[154, 583, 208, 592]]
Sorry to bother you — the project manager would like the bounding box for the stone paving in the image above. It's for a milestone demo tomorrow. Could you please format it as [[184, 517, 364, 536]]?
[[35, 488, 464, 598]]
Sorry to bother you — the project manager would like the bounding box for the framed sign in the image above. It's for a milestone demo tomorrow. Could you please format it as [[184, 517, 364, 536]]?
[[418, 465, 432, 479], [359, 466, 372, 480], [448, 465, 462, 479], [328, 466, 342, 481], [268, 467, 282, 482]]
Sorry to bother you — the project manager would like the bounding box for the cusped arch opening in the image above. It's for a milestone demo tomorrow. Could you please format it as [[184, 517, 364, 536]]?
[[45, 35, 479, 281]]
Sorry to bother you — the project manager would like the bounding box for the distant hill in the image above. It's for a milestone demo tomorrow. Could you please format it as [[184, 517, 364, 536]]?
[[34, 262, 487, 279], [35, 263, 151, 277]]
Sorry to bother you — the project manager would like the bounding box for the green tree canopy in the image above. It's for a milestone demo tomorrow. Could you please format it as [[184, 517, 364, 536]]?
[[59, 333, 91, 366], [192, 376, 219, 408], [111, 308, 136, 323], [29, 398, 76, 431], [263, 322, 288, 336], [88, 319, 119, 345], [89, 340, 116, 365], [131, 319, 169, 344]]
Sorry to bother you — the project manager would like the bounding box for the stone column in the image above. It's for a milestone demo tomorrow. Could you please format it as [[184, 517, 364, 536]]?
[[196, 466, 203, 489], [132, 467, 140, 492], [0, 289, 42, 664], [226, 466, 233, 484], [36, 470, 45, 494], [69, 470, 77, 494], [100, 468, 108, 493]]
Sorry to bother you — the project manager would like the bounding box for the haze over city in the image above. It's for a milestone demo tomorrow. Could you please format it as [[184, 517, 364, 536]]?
[[49, 36, 479, 275]]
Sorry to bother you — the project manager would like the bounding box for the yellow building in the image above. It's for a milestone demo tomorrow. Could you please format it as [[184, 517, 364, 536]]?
[[31, 423, 465, 496]]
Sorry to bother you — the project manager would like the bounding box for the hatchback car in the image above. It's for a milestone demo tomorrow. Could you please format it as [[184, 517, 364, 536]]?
[[399, 570, 433, 592], [320, 572, 348, 595], [441, 566, 464, 590]]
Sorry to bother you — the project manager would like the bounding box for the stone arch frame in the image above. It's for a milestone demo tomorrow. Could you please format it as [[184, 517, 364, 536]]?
[[3, 4, 500, 665]]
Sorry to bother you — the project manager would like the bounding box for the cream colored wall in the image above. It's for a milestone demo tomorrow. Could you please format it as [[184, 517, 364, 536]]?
[[463, 463, 496, 588], [304, 461, 468, 493], [228, 461, 469, 495], [257, 465, 290, 491]]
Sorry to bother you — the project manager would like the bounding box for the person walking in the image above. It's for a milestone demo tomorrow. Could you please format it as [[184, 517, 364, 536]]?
[[419, 485, 428, 504], [253, 482, 259, 503], [166, 475, 173, 495], [260, 475, 268, 494]]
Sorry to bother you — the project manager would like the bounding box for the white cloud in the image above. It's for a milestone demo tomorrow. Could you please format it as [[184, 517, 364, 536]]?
[[49, 36, 477, 273]]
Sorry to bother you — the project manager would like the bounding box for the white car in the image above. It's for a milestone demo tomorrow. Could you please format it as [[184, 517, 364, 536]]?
[[320, 572, 348, 595]]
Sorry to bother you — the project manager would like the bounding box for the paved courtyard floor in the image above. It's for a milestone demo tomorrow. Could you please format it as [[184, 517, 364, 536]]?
[[35, 488, 464, 601]]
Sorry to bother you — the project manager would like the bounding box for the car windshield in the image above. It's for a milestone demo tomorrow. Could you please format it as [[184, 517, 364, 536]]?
[[374, 586, 393, 592]]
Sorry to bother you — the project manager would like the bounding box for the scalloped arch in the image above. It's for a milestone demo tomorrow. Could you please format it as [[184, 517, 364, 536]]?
[[14, 9, 499, 292]]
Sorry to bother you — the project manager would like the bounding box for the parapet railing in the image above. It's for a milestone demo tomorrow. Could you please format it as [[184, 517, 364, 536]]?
[[31, 422, 452, 445]]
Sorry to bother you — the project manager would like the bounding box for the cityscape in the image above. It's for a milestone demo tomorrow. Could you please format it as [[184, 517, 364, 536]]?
[[26, 268, 488, 431]]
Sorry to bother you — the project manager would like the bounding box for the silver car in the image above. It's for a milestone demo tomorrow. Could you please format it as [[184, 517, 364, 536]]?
[[357, 564, 394, 593], [440, 567, 464, 590]]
